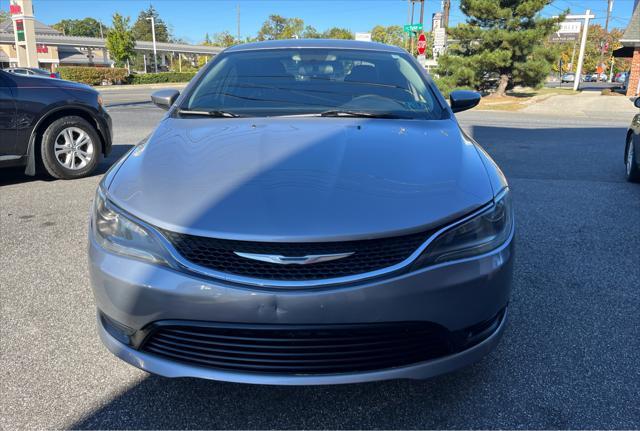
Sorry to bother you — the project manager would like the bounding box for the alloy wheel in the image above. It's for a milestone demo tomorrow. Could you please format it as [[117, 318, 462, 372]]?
[[54, 127, 94, 170]]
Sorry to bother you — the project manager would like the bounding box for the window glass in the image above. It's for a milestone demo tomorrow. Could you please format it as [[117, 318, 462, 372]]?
[[185, 48, 444, 119]]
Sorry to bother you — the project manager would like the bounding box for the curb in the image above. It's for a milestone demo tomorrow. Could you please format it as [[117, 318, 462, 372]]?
[[94, 82, 189, 91]]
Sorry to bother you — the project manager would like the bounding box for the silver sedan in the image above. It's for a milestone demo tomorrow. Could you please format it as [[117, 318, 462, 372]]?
[[89, 39, 514, 385]]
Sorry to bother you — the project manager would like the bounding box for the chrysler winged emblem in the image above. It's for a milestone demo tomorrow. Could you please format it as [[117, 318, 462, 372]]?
[[234, 252, 354, 265]]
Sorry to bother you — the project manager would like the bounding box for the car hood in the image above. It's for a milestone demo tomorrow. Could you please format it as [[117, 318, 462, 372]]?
[[107, 117, 493, 241], [19, 74, 93, 91], [57, 79, 94, 92]]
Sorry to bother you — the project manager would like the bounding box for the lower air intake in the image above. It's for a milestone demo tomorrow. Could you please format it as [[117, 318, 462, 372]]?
[[140, 322, 452, 375]]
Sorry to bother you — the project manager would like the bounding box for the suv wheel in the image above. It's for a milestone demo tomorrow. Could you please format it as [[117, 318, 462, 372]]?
[[41, 116, 101, 179]]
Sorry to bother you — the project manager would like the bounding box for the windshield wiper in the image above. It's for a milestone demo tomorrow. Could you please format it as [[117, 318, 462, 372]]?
[[319, 110, 405, 119], [177, 109, 240, 118]]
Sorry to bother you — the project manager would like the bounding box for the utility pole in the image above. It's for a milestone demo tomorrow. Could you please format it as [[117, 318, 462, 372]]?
[[147, 16, 158, 73], [236, 3, 240, 42], [405, 0, 411, 49], [418, 0, 425, 61], [573, 10, 594, 91], [443, 0, 451, 28], [597, 0, 614, 82], [604, 0, 613, 31], [410, 0, 415, 55]]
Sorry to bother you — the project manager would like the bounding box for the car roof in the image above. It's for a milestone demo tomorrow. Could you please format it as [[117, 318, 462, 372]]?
[[224, 38, 406, 54]]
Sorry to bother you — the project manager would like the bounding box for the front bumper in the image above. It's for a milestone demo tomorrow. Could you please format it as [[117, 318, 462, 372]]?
[[97, 308, 507, 385], [89, 228, 514, 385]]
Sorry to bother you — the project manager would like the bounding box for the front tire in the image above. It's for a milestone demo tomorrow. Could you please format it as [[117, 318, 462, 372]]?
[[41, 116, 101, 180], [625, 135, 640, 183]]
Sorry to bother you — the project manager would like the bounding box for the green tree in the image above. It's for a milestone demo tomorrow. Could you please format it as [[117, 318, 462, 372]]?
[[437, 0, 563, 96], [202, 31, 237, 47], [212, 31, 238, 47], [552, 25, 630, 75], [606, 28, 631, 75], [371, 25, 404, 47], [132, 5, 170, 43], [106, 13, 135, 67], [257, 15, 304, 40], [322, 27, 353, 40], [52, 18, 107, 37], [303, 25, 321, 38], [0, 10, 10, 23]]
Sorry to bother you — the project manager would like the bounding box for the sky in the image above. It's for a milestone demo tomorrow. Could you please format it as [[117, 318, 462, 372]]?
[[0, 0, 636, 44]]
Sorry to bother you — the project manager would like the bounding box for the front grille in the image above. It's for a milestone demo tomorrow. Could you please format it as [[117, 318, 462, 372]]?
[[161, 229, 430, 281], [140, 322, 452, 375]]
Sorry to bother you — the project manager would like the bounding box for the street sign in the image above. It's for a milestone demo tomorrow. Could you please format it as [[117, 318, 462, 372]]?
[[417, 33, 427, 55], [550, 20, 581, 43], [558, 21, 581, 34], [403, 23, 423, 33], [9, 4, 22, 15], [355, 32, 372, 42], [432, 27, 447, 57], [550, 34, 579, 42], [15, 19, 25, 42]]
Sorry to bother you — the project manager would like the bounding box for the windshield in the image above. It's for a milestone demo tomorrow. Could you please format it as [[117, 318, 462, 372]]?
[[183, 48, 445, 119]]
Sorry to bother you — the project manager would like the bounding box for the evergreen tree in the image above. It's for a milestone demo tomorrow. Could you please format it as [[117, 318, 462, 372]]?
[[106, 13, 135, 67], [132, 5, 170, 43], [437, 0, 563, 96]]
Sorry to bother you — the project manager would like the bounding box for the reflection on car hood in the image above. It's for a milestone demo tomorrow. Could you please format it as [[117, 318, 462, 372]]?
[[107, 117, 493, 241]]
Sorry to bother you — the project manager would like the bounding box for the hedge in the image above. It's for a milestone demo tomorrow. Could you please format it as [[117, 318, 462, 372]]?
[[57, 67, 128, 85], [127, 72, 197, 85]]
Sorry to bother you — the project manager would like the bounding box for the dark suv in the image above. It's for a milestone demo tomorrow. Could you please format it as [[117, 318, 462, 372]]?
[[0, 69, 112, 179]]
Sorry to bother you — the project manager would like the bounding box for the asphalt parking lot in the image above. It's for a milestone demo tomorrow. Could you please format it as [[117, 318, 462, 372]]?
[[1, 91, 639, 429]]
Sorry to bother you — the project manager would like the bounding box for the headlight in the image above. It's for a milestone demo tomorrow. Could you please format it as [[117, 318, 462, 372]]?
[[414, 189, 513, 267], [92, 187, 171, 265]]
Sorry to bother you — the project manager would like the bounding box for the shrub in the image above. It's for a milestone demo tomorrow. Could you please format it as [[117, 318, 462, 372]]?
[[600, 88, 623, 96], [57, 67, 129, 85], [127, 72, 197, 84]]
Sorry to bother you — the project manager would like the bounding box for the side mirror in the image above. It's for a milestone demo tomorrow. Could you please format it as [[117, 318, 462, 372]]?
[[450, 90, 481, 113], [634, 97, 640, 109], [151, 89, 180, 110]]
